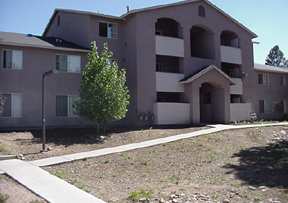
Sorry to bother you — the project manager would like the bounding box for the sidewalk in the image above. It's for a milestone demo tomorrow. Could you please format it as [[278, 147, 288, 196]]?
[[30, 122, 288, 167], [1, 122, 287, 203], [0, 159, 105, 203]]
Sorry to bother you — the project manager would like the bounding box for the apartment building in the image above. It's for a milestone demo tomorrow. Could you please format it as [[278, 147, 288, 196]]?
[[0, 0, 287, 129]]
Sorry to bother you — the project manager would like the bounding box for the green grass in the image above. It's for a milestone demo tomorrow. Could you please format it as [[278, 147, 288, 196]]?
[[0, 143, 7, 153], [53, 170, 67, 179], [168, 175, 180, 185], [128, 189, 153, 201], [0, 193, 9, 203]]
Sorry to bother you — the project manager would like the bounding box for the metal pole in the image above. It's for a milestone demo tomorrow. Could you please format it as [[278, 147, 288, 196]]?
[[42, 74, 46, 152]]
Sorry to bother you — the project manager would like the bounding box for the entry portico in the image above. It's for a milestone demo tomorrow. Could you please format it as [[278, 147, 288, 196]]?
[[181, 65, 233, 124]]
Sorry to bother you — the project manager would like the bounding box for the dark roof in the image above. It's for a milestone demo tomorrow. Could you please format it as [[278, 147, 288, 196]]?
[[43, 0, 257, 38], [36, 36, 88, 50], [0, 31, 89, 52]]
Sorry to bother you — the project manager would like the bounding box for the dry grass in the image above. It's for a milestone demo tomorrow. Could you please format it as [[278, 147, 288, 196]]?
[[45, 126, 288, 203]]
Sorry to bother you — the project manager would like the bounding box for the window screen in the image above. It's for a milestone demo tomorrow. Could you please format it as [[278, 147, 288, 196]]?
[[56, 96, 68, 116], [56, 55, 68, 71]]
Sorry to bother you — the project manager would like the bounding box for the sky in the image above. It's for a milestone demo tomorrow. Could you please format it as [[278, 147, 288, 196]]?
[[0, 0, 287, 64]]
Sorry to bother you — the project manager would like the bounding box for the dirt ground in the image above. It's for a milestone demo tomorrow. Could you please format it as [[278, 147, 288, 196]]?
[[0, 126, 207, 160], [45, 126, 288, 203], [0, 175, 46, 203]]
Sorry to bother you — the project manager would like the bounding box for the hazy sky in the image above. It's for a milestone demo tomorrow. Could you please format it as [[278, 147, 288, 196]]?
[[1, 0, 287, 63]]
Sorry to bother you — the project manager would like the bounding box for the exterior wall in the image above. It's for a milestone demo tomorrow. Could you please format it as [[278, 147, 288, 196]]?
[[247, 70, 288, 120], [230, 103, 252, 122], [45, 12, 91, 47], [0, 45, 88, 128], [4, 1, 287, 128], [128, 1, 254, 124]]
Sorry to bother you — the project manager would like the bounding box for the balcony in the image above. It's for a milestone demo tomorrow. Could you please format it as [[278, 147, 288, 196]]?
[[155, 35, 184, 57], [156, 72, 184, 92], [230, 78, 243, 95], [221, 46, 242, 65], [154, 103, 190, 125], [230, 103, 252, 122]]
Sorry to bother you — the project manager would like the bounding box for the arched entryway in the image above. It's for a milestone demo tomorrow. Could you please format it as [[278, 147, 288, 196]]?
[[180, 65, 232, 124], [200, 82, 226, 123]]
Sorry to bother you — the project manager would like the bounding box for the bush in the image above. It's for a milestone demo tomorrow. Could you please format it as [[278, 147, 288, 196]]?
[[128, 189, 153, 202]]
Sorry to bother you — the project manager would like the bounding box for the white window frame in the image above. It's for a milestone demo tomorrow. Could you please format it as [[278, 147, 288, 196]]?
[[56, 54, 81, 73], [99, 21, 118, 39], [2, 49, 23, 70], [0, 92, 22, 118]]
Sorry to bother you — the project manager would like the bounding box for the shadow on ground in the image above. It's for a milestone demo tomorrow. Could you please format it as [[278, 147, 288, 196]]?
[[27, 124, 206, 146], [224, 140, 288, 188]]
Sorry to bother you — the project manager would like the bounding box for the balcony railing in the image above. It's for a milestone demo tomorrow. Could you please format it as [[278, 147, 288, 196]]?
[[230, 78, 243, 95], [154, 102, 190, 125], [155, 35, 184, 57], [156, 72, 185, 92], [221, 46, 242, 65], [230, 103, 252, 122]]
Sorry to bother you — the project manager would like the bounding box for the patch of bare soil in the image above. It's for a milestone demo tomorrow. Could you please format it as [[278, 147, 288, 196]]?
[[0, 126, 207, 160], [45, 126, 288, 203], [0, 175, 46, 203]]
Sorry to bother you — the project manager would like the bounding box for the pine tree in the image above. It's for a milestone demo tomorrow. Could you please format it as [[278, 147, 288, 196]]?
[[265, 45, 285, 67], [77, 42, 130, 132]]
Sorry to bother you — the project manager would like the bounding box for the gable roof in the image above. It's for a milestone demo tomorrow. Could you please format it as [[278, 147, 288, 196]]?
[[43, 9, 122, 36], [122, 0, 257, 38], [180, 65, 234, 84], [0, 31, 89, 52], [254, 63, 288, 74], [43, 0, 257, 38]]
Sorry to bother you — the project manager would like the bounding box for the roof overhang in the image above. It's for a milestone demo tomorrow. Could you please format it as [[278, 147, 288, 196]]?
[[180, 65, 235, 85], [122, 0, 257, 38], [254, 63, 288, 74], [43, 0, 257, 38], [0, 41, 90, 53]]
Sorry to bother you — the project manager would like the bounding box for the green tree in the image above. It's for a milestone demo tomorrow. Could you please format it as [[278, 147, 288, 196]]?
[[265, 45, 286, 67], [77, 42, 130, 132]]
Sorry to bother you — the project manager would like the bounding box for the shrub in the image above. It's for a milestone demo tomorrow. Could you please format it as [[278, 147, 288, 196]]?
[[128, 189, 153, 202]]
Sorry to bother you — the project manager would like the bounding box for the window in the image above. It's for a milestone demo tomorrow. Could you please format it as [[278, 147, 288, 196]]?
[[99, 22, 118, 39], [0, 93, 22, 118], [258, 73, 263, 84], [198, 6, 206, 17], [57, 15, 61, 26], [56, 55, 81, 73], [280, 75, 286, 86], [259, 100, 265, 114], [56, 95, 79, 117], [2, 50, 23, 69], [273, 101, 285, 113], [258, 73, 269, 85]]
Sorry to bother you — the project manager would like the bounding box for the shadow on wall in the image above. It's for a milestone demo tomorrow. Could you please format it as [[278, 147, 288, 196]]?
[[224, 140, 288, 188]]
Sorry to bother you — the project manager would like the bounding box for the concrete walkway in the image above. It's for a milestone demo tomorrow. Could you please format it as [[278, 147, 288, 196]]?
[[0, 122, 288, 203], [0, 159, 105, 203], [30, 122, 288, 167]]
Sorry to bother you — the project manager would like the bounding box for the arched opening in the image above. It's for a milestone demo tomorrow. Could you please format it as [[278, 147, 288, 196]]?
[[198, 5, 206, 17], [200, 83, 225, 123], [221, 31, 240, 48], [155, 18, 182, 38], [190, 26, 214, 59]]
